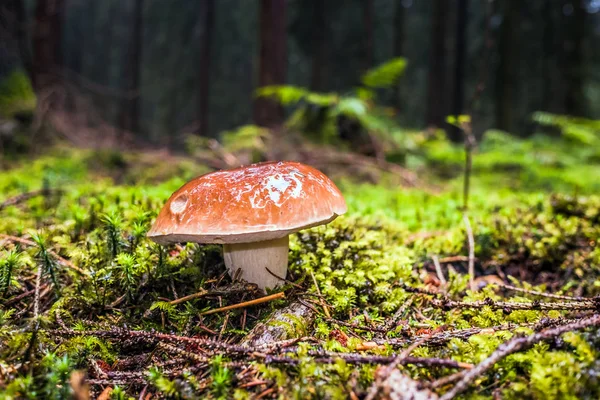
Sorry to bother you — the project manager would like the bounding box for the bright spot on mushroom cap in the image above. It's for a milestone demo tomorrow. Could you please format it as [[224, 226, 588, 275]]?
[[147, 161, 347, 244]]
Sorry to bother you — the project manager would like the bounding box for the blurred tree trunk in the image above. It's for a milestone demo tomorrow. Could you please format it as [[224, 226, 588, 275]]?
[[362, 0, 374, 72], [254, 0, 287, 128], [495, 0, 517, 132], [310, 0, 327, 91], [541, 1, 556, 113], [393, 0, 405, 110], [12, 0, 33, 79], [561, 0, 586, 116], [69, 4, 84, 76], [425, 0, 447, 127], [449, 0, 468, 141], [197, 0, 215, 136], [120, 0, 143, 134], [100, 1, 117, 87], [32, 0, 65, 91]]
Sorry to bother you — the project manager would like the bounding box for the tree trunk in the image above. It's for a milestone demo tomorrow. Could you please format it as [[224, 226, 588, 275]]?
[[425, 0, 448, 127], [32, 0, 65, 91], [541, 1, 556, 113], [495, 0, 517, 132], [197, 0, 215, 136], [449, 0, 468, 142], [120, 0, 143, 134], [13, 0, 33, 79], [393, 0, 405, 110], [310, 0, 327, 91], [562, 0, 586, 116], [254, 0, 287, 128], [362, 0, 374, 72]]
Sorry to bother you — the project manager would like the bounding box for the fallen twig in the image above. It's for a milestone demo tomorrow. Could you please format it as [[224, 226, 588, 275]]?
[[432, 255, 446, 286], [4, 284, 49, 306], [439, 314, 600, 399], [430, 297, 598, 312], [496, 282, 587, 302], [365, 334, 433, 400], [169, 283, 258, 306], [200, 292, 285, 316], [462, 214, 476, 292], [241, 300, 315, 347], [0, 189, 62, 211]]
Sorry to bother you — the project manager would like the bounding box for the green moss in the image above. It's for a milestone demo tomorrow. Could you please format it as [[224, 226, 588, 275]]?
[[0, 143, 599, 398]]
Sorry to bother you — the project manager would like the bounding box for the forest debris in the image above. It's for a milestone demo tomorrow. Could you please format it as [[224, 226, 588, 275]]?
[[4, 284, 49, 306], [96, 387, 113, 400], [356, 341, 386, 351], [200, 291, 285, 316], [168, 282, 258, 306], [241, 300, 316, 347], [310, 269, 331, 318], [430, 297, 598, 312], [462, 214, 476, 292], [432, 256, 446, 286], [366, 335, 433, 400], [496, 282, 588, 301], [373, 369, 439, 400], [69, 371, 90, 400], [439, 313, 600, 400], [0, 234, 88, 276], [0, 189, 62, 211]]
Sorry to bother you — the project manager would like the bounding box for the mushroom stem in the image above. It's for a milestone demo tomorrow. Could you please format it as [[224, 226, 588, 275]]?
[[223, 236, 289, 291]]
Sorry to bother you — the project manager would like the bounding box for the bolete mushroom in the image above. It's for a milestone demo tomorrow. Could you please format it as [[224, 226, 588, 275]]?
[[147, 161, 347, 290]]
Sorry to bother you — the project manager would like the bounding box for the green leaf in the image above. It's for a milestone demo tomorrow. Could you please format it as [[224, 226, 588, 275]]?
[[361, 57, 407, 89]]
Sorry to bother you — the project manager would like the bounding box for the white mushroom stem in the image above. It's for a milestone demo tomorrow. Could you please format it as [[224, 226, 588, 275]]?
[[223, 236, 289, 291]]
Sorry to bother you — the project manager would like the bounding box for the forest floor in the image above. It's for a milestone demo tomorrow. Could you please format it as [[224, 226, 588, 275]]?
[[1, 132, 600, 399]]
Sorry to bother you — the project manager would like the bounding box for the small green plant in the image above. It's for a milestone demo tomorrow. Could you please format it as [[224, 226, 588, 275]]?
[[0, 70, 36, 118], [102, 211, 124, 258], [255, 58, 408, 150], [210, 355, 232, 399], [0, 250, 24, 296], [31, 232, 61, 296]]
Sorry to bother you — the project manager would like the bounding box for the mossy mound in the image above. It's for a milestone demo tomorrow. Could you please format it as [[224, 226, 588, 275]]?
[[1, 146, 600, 399]]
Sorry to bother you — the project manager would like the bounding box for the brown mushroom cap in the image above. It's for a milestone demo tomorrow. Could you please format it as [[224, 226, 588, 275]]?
[[148, 161, 347, 244]]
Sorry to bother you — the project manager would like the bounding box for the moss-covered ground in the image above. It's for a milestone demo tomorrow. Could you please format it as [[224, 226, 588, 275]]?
[[1, 131, 600, 399]]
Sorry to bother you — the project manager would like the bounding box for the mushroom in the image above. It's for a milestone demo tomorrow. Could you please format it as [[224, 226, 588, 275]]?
[[147, 161, 347, 290]]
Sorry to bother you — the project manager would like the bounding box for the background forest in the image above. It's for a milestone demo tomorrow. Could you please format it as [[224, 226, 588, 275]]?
[[1, 0, 600, 144], [2, 1, 600, 400]]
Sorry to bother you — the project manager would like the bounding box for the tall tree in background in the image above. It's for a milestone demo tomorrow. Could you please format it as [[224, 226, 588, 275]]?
[[393, 0, 405, 110], [310, 0, 327, 91], [12, 0, 32, 77], [425, 0, 447, 127], [561, 0, 586, 116], [541, 1, 557, 113], [450, 0, 468, 141], [254, 0, 287, 128], [495, 0, 518, 132], [32, 0, 65, 91], [197, 0, 215, 136], [120, 0, 143, 133], [362, 0, 374, 72]]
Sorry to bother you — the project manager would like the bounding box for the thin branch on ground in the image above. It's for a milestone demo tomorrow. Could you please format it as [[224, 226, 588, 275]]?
[[462, 214, 476, 292], [168, 282, 258, 306], [430, 297, 598, 312], [496, 282, 588, 302], [365, 334, 433, 400], [439, 313, 600, 400], [200, 292, 285, 316], [0, 189, 62, 211], [432, 255, 447, 286]]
